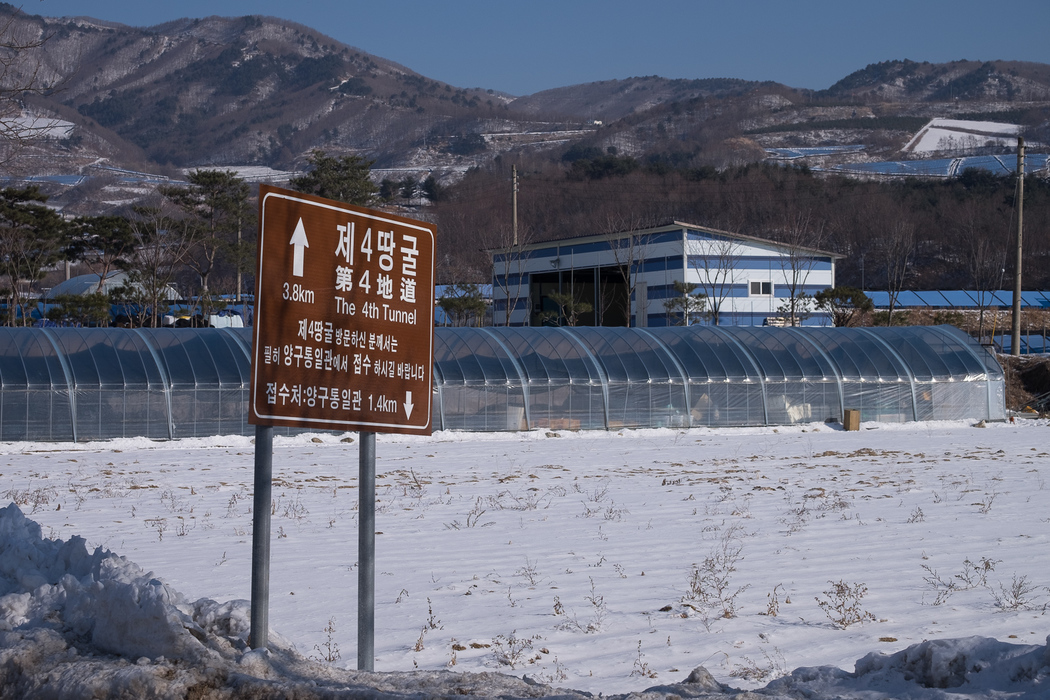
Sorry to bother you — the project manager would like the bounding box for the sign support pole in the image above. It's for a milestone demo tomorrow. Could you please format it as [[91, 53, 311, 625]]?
[[358, 430, 376, 671], [249, 424, 273, 649]]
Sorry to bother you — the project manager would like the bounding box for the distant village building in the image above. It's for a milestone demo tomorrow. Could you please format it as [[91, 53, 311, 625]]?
[[491, 222, 839, 327], [44, 272, 179, 302]]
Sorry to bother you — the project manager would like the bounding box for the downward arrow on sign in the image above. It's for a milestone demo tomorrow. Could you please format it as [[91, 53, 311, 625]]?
[[289, 217, 309, 277], [404, 392, 415, 420]]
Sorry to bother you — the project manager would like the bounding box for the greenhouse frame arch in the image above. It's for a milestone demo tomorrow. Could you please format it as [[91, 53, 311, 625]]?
[[0, 325, 1004, 442]]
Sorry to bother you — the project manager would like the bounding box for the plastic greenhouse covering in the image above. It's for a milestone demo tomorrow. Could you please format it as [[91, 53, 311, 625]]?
[[0, 325, 1004, 442]]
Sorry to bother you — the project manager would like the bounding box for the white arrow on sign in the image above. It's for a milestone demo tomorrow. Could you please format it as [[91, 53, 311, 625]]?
[[289, 217, 309, 277], [404, 391, 415, 420]]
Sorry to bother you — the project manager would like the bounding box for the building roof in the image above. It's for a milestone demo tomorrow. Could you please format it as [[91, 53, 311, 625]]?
[[490, 220, 843, 260], [44, 272, 179, 301], [867, 290, 1050, 309]]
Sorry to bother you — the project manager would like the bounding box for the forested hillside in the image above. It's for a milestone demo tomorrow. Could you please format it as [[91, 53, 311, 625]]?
[[5, 5, 1050, 178], [432, 158, 1050, 294], [2, 4, 1049, 318]]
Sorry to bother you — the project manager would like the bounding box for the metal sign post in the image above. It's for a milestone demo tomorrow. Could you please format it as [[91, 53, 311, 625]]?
[[247, 186, 434, 668], [249, 424, 273, 650], [358, 431, 376, 670]]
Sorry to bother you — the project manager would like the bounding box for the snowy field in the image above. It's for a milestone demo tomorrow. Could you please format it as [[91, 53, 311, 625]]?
[[903, 118, 1020, 154], [2, 419, 1050, 698], [206, 165, 299, 183], [7, 113, 75, 140]]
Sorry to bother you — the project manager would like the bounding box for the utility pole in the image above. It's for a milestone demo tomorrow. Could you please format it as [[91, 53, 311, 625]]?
[[236, 215, 242, 304], [1010, 136, 1024, 356], [512, 165, 518, 246]]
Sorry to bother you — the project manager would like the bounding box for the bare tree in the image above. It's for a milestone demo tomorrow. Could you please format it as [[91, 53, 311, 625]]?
[[602, 214, 655, 326], [772, 209, 827, 327], [875, 206, 916, 327], [160, 170, 252, 314], [116, 204, 197, 327], [491, 222, 534, 326], [688, 231, 740, 326], [0, 8, 63, 165], [955, 200, 1008, 341]]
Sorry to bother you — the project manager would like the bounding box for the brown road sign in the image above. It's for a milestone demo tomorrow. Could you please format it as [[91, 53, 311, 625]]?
[[250, 185, 434, 435]]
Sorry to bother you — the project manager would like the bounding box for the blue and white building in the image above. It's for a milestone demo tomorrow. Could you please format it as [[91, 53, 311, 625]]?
[[491, 221, 839, 327]]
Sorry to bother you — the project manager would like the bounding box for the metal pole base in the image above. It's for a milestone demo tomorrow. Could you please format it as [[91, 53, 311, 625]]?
[[249, 425, 273, 649], [358, 431, 376, 670]]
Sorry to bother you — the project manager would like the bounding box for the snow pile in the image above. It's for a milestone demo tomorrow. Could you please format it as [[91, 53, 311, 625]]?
[[855, 636, 1050, 693], [770, 636, 1050, 698], [0, 502, 584, 698], [0, 502, 264, 697], [0, 501, 230, 661], [2, 501, 1050, 698]]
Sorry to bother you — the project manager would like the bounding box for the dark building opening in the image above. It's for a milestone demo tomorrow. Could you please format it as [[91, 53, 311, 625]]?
[[530, 267, 629, 326]]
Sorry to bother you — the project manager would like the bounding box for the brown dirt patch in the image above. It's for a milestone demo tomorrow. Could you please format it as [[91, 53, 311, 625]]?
[[998, 354, 1050, 412]]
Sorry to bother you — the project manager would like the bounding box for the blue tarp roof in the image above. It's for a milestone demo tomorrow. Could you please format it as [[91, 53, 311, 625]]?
[[867, 290, 1050, 309], [829, 154, 1050, 178]]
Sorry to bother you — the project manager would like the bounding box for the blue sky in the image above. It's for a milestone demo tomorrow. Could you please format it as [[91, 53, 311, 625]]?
[[32, 0, 1050, 96]]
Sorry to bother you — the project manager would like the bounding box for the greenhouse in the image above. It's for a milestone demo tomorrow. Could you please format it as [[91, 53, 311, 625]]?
[[0, 325, 1005, 442]]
